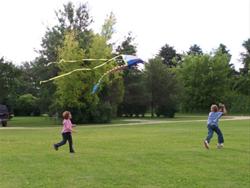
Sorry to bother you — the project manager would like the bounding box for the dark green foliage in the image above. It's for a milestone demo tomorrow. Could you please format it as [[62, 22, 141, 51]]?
[[0, 58, 22, 110], [227, 39, 250, 113], [15, 94, 40, 116], [58, 102, 112, 124], [187, 44, 203, 55], [89, 102, 112, 123], [145, 57, 179, 117], [240, 38, 250, 75], [227, 92, 250, 114], [99, 77, 124, 117], [116, 32, 137, 55], [116, 33, 148, 117], [155, 105, 176, 118], [40, 2, 92, 62], [159, 43, 181, 67], [117, 70, 149, 117], [178, 51, 231, 112]]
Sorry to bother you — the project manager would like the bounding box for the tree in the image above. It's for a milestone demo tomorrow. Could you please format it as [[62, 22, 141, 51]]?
[[145, 57, 179, 117], [55, 31, 88, 109], [0, 58, 22, 111], [54, 30, 120, 123], [116, 32, 137, 55], [115, 33, 149, 117], [15, 94, 40, 116], [35, 2, 93, 114], [228, 39, 250, 113], [40, 2, 93, 62], [240, 38, 250, 75], [187, 44, 203, 55], [53, 31, 96, 122], [158, 43, 180, 67], [117, 70, 149, 117], [89, 34, 124, 117], [101, 12, 116, 41], [179, 52, 231, 112]]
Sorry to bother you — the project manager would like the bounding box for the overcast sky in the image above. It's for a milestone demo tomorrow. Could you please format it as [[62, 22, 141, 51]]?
[[0, 0, 249, 69]]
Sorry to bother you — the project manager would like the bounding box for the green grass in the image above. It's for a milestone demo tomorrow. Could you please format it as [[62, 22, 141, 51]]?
[[7, 116, 60, 127], [0, 117, 249, 188], [7, 114, 208, 127]]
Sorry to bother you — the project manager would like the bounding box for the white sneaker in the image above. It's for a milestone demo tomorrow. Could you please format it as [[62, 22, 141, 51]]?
[[217, 143, 224, 149], [204, 140, 209, 149]]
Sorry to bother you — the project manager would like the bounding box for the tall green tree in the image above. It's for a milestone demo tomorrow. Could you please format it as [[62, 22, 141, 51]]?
[[55, 30, 119, 123], [116, 32, 137, 55], [36, 2, 93, 113], [117, 70, 149, 117], [40, 2, 92, 62], [179, 52, 231, 112], [145, 57, 179, 117], [159, 43, 180, 67], [89, 34, 124, 117], [229, 39, 250, 112], [101, 12, 116, 41], [115, 33, 149, 117], [0, 58, 22, 110], [187, 44, 203, 55], [15, 94, 40, 116], [55, 31, 89, 109], [240, 38, 250, 75]]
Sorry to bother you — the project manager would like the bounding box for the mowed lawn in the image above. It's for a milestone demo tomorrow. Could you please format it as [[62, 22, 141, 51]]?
[[0, 117, 249, 188]]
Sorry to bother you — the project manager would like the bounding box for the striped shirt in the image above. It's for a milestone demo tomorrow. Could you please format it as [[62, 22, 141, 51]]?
[[207, 112, 223, 126]]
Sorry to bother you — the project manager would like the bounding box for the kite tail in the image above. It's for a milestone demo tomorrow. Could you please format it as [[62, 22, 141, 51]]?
[[40, 67, 91, 84], [91, 83, 100, 94], [92, 55, 122, 70], [91, 64, 128, 94], [40, 55, 122, 84]]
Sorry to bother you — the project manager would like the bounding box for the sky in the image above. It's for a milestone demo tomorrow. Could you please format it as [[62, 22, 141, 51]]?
[[0, 0, 249, 70]]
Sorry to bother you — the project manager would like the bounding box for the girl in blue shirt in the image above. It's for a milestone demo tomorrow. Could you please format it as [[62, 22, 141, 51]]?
[[204, 104, 227, 149]]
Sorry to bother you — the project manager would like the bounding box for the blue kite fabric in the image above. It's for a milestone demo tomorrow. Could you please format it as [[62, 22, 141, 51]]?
[[91, 83, 100, 94], [121, 55, 144, 68]]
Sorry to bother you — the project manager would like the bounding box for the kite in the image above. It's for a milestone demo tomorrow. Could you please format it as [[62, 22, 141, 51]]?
[[39, 54, 144, 94], [91, 55, 144, 94]]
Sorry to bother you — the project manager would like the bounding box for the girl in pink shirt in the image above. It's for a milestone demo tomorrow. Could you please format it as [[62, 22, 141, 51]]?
[[53, 111, 75, 153]]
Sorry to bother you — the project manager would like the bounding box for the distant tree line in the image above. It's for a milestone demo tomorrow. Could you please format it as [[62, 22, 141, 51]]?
[[0, 2, 249, 123]]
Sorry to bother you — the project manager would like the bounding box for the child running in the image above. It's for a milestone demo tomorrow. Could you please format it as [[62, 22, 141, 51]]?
[[53, 111, 75, 153], [204, 104, 227, 149]]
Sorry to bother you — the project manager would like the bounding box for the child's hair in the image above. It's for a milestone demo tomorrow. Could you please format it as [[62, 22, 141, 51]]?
[[62, 111, 71, 119], [210, 104, 218, 112]]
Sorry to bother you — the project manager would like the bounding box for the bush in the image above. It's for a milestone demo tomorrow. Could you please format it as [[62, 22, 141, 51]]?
[[52, 102, 112, 124], [14, 94, 40, 116], [155, 105, 176, 118], [90, 102, 112, 123], [229, 93, 250, 114], [117, 103, 147, 117]]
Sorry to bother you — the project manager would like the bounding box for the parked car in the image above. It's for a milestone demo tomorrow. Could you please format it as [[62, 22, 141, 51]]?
[[0, 104, 9, 127]]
